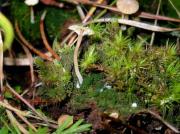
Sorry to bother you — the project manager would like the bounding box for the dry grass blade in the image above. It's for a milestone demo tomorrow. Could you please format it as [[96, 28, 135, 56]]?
[[0, 31, 4, 94], [0, 100, 28, 116], [82, 0, 105, 23], [15, 108, 37, 132], [6, 109, 29, 134], [139, 12, 180, 23], [86, 18, 180, 32], [6, 83, 52, 127], [150, 0, 161, 47], [4, 99, 37, 132], [21, 44, 35, 84]]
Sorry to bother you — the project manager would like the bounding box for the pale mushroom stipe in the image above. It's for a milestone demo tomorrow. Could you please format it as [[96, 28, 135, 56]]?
[[24, 0, 39, 24], [68, 25, 94, 87]]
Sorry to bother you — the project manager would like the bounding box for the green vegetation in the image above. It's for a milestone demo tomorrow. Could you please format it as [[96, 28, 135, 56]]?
[[1, 0, 180, 132]]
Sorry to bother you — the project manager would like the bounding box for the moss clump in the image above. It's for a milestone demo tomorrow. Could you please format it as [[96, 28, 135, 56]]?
[[35, 23, 179, 125], [35, 58, 72, 102]]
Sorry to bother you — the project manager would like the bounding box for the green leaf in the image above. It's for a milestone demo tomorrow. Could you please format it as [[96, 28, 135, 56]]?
[[0, 126, 9, 134]]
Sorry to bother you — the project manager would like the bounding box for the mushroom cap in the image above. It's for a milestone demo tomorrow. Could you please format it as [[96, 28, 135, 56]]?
[[68, 25, 94, 36], [116, 0, 139, 15], [24, 0, 39, 6]]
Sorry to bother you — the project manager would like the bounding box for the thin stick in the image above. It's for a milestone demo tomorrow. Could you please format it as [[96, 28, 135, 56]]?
[[6, 109, 29, 134], [21, 44, 35, 84], [76, 5, 86, 20], [140, 110, 180, 133], [15, 111, 37, 132], [150, 0, 161, 47], [94, 1, 116, 19], [4, 100, 37, 132], [82, 0, 105, 23], [0, 100, 28, 116], [6, 83, 50, 126], [40, 11, 61, 61], [40, 0, 64, 8], [15, 21, 53, 61]]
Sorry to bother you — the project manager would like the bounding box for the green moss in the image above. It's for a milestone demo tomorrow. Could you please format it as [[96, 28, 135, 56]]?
[[35, 58, 72, 101]]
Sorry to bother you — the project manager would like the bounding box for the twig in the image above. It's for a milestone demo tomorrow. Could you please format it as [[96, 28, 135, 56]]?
[[94, 1, 116, 19], [15, 111, 37, 132], [40, 0, 64, 8], [15, 21, 53, 61], [61, 31, 74, 46], [27, 114, 58, 126], [82, 0, 105, 23], [40, 11, 61, 61], [21, 44, 35, 84], [76, 5, 86, 20], [4, 100, 37, 132], [140, 110, 180, 133], [0, 100, 28, 116], [6, 83, 51, 127], [6, 109, 29, 134], [150, 0, 161, 47], [68, 34, 78, 47]]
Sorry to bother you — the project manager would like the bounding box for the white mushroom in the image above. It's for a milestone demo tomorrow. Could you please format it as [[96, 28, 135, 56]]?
[[24, 0, 39, 24], [68, 25, 94, 86], [68, 25, 94, 36]]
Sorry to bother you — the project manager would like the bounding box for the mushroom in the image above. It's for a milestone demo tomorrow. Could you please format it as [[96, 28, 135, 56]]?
[[116, 0, 139, 30], [68, 25, 94, 87], [24, 0, 39, 24]]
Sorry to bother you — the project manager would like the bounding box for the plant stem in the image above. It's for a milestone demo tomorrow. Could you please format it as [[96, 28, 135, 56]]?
[[0, 31, 3, 98], [150, 0, 161, 47]]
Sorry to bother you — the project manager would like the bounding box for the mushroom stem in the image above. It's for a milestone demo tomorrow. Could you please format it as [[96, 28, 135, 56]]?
[[30, 6, 35, 24], [74, 30, 84, 85], [121, 14, 128, 30]]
